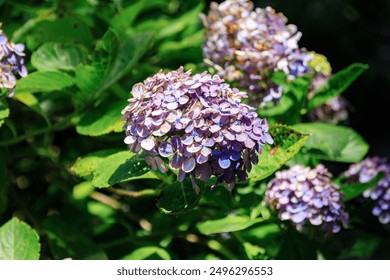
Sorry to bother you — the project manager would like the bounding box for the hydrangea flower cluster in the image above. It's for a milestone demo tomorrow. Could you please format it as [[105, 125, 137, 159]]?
[[307, 73, 349, 124], [200, 0, 312, 107], [122, 67, 273, 192], [0, 23, 27, 97], [265, 165, 349, 233], [342, 157, 390, 224]]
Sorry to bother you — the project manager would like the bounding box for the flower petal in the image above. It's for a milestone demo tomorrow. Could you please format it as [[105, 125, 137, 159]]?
[[182, 157, 196, 173]]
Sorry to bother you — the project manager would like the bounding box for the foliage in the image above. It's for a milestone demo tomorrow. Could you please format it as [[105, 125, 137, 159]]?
[[0, 0, 388, 260]]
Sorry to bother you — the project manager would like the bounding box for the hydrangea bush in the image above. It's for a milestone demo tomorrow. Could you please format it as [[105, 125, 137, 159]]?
[[0, 0, 388, 260]]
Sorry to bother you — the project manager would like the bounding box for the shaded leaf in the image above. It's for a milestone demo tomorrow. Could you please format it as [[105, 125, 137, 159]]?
[[75, 29, 154, 98], [43, 217, 106, 260], [15, 71, 75, 95], [31, 43, 87, 71], [0, 99, 9, 128], [0, 150, 7, 216], [156, 181, 204, 215], [308, 63, 368, 110], [292, 123, 369, 163], [0, 217, 40, 260], [249, 124, 308, 182], [26, 16, 93, 50], [341, 172, 385, 202], [111, 0, 167, 31], [197, 215, 261, 235], [122, 246, 171, 260]]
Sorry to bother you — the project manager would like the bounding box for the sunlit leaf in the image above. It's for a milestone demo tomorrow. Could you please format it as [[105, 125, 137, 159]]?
[[249, 124, 308, 182], [71, 149, 121, 180], [292, 123, 369, 163], [15, 71, 75, 95], [0, 217, 40, 260], [91, 151, 156, 188], [31, 43, 87, 71]]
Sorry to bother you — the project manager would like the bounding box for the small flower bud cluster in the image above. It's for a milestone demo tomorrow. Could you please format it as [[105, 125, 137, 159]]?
[[200, 0, 312, 107], [265, 165, 349, 233], [0, 23, 27, 97], [342, 157, 390, 224], [122, 67, 273, 192]]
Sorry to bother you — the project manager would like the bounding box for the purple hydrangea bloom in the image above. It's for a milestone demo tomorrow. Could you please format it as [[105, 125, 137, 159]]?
[[122, 67, 273, 192], [265, 165, 349, 233], [307, 72, 349, 124], [200, 0, 312, 107], [342, 157, 390, 225], [0, 23, 28, 97]]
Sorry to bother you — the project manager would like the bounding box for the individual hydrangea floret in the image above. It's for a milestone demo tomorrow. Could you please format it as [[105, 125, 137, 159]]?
[[122, 67, 273, 192], [342, 157, 390, 224], [0, 23, 27, 97], [265, 164, 349, 233], [200, 0, 312, 106]]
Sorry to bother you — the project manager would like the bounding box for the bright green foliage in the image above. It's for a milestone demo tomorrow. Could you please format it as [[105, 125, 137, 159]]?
[[249, 124, 308, 181], [31, 43, 88, 71], [292, 123, 369, 163], [0, 217, 40, 260]]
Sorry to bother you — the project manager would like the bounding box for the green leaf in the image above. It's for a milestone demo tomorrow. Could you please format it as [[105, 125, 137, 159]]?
[[0, 99, 9, 128], [15, 71, 75, 95], [307, 63, 368, 110], [26, 16, 93, 50], [71, 150, 157, 187], [31, 43, 87, 71], [0, 150, 7, 216], [260, 73, 310, 124], [249, 124, 308, 182], [243, 242, 266, 260], [111, 0, 167, 31], [341, 172, 385, 202], [122, 246, 171, 260], [156, 181, 203, 215], [197, 215, 261, 235], [292, 123, 369, 163], [73, 181, 95, 200], [91, 151, 156, 188], [0, 217, 40, 260], [76, 100, 126, 136], [71, 149, 121, 180], [75, 29, 154, 98], [43, 217, 107, 260]]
